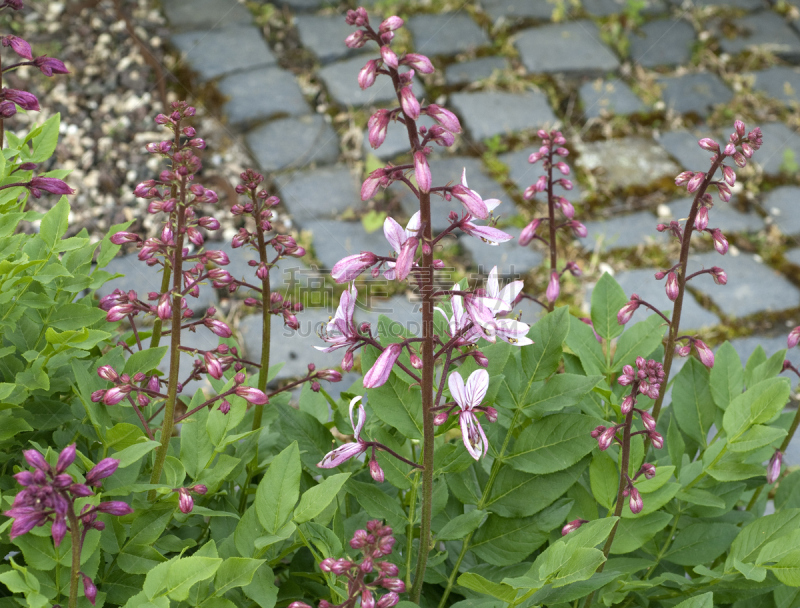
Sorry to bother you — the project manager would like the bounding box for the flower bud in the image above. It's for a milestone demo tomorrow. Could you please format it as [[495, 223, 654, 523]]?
[[694, 206, 709, 231], [369, 456, 384, 483], [711, 229, 728, 255], [561, 518, 587, 536], [629, 488, 643, 514], [546, 271, 560, 303], [768, 450, 783, 484], [665, 272, 679, 301], [694, 340, 715, 368], [82, 574, 97, 606], [519, 219, 540, 246]]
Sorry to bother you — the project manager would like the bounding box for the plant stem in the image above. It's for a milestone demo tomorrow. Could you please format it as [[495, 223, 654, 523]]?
[[649, 156, 723, 431], [747, 403, 800, 510], [405, 472, 420, 590], [546, 150, 556, 313], [148, 179, 186, 497], [67, 510, 82, 608]]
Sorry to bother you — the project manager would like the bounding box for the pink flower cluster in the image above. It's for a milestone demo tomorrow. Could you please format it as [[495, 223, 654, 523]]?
[[290, 519, 403, 608]]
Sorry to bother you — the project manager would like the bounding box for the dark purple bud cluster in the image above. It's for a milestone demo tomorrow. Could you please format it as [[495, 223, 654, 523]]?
[[4, 446, 130, 605], [289, 520, 403, 608], [518, 130, 583, 306]]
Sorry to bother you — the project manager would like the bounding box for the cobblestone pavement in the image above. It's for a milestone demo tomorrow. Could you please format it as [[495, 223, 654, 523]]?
[[104, 0, 800, 419]]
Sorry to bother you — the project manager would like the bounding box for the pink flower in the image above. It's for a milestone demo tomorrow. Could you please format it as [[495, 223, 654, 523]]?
[[358, 60, 379, 89], [318, 396, 369, 468], [694, 340, 714, 368], [423, 104, 461, 133], [461, 220, 513, 245], [711, 229, 728, 255], [435, 286, 481, 348], [234, 386, 269, 405], [2, 35, 32, 59], [394, 237, 418, 281], [178, 488, 194, 514], [561, 518, 588, 536], [3, 88, 39, 111], [788, 326, 800, 349], [449, 369, 490, 460], [519, 219, 540, 246], [617, 295, 640, 325], [368, 109, 391, 149], [401, 53, 434, 73], [383, 213, 420, 280], [451, 183, 488, 219], [364, 343, 402, 388], [33, 56, 69, 77], [332, 251, 379, 283], [629, 488, 643, 514], [414, 151, 431, 193]]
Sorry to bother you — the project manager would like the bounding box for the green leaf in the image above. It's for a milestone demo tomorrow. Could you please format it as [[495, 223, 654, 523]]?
[[733, 557, 767, 582], [612, 315, 665, 372], [165, 556, 222, 601], [728, 424, 786, 453], [609, 511, 672, 554], [123, 347, 169, 377], [293, 473, 350, 523], [663, 523, 740, 566], [565, 314, 606, 375], [276, 404, 332, 472], [114, 439, 160, 468], [667, 413, 686, 472], [180, 407, 214, 479], [589, 451, 618, 510], [29, 114, 60, 163], [551, 548, 606, 588], [672, 593, 714, 608], [522, 375, 604, 417], [457, 572, 517, 602], [49, 303, 106, 331], [346, 480, 407, 530], [711, 342, 744, 410], [255, 442, 301, 534], [728, 509, 800, 566], [521, 307, 569, 388], [723, 377, 791, 441], [213, 558, 265, 596], [672, 358, 715, 447], [118, 544, 168, 574], [242, 563, 277, 608], [361, 209, 387, 233], [436, 509, 487, 541], [366, 372, 422, 439], [590, 272, 628, 340], [676, 487, 725, 509], [39, 196, 69, 249], [769, 550, 800, 586], [506, 414, 601, 474], [748, 348, 787, 388]]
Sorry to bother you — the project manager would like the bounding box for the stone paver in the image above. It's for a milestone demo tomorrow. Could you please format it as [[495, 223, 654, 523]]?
[[726, 335, 800, 369], [583, 0, 667, 16], [786, 248, 800, 266], [717, 12, 800, 61], [670, 0, 765, 9], [576, 137, 681, 189], [751, 67, 800, 108], [582, 211, 666, 251], [219, 67, 310, 128], [588, 268, 720, 329], [359, 294, 423, 338], [750, 122, 800, 176], [446, 57, 509, 85], [408, 14, 490, 57], [362, 116, 436, 161], [449, 91, 557, 141], [247, 115, 340, 172], [763, 186, 800, 235], [687, 252, 800, 318], [162, 0, 252, 30], [516, 21, 620, 74], [664, 198, 765, 234], [658, 73, 733, 118], [629, 19, 695, 69], [99, 254, 218, 315], [481, 0, 556, 21], [277, 166, 361, 224], [276, 0, 332, 10], [656, 129, 718, 172], [295, 15, 368, 64], [499, 146, 584, 203], [580, 79, 646, 118], [171, 26, 276, 81], [318, 55, 424, 107], [305, 219, 389, 270], [240, 313, 342, 379], [460, 227, 544, 276]]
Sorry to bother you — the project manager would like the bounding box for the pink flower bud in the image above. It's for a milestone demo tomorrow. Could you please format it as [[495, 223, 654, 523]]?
[[400, 86, 420, 120], [377, 593, 400, 608], [711, 266, 727, 285], [621, 394, 635, 415], [369, 456, 384, 483], [569, 221, 587, 238], [546, 271, 560, 303], [649, 432, 664, 449], [82, 574, 97, 606], [402, 53, 434, 73], [559, 197, 575, 219], [234, 386, 269, 405], [410, 353, 423, 369], [675, 171, 693, 186], [617, 297, 640, 325], [698, 138, 719, 152], [711, 229, 728, 255], [332, 251, 378, 283], [694, 340, 714, 368], [788, 326, 800, 349], [694, 206, 709, 231], [109, 231, 140, 245], [362, 590, 376, 608], [722, 165, 736, 187], [178, 488, 194, 514], [414, 151, 431, 193], [686, 172, 705, 193], [640, 410, 656, 431], [380, 46, 398, 69], [97, 501, 134, 516], [665, 272, 679, 301], [597, 426, 617, 450], [640, 463, 656, 479], [424, 104, 461, 133], [97, 365, 119, 382], [767, 450, 783, 484], [483, 406, 498, 423], [629, 488, 643, 514], [735, 120, 746, 137], [561, 518, 587, 536], [379, 16, 404, 32], [433, 412, 449, 425], [218, 400, 231, 414], [345, 29, 367, 48], [358, 59, 379, 89], [591, 425, 606, 438]]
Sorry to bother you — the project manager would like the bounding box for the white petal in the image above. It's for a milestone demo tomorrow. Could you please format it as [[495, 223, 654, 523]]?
[[465, 369, 489, 408], [448, 371, 468, 410]]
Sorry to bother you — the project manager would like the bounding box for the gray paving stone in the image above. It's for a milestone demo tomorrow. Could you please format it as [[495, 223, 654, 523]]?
[[219, 67, 310, 128], [408, 13, 490, 57], [498, 146, 584, 203], [515, 21, 620, 74], [664, 197, 765, 234], [576, 137, 681, 189], [318, 55, 425, 107], [629, 19, 695, 68], [277, 165, 361, 224], [99, 254, 218, 315], [656, 129, 718, 172], [247, 115, 340, 172], [305, 219, 390, 270], [658, 73, 733, 118], [359, 294, 424, 338], [448, 90, 557, 141], [171, 27, 276, 81], [239, 312, 342, 379], [751, 66, 800, 108], [686, 252, 800, 317], [785, 248, 800, 266], [362, 116, 436, 161], [273, 0, 332, 10], [717, 11, 800, 61], [750, 122, 800, 177], [481, 0, 557, 21], [295, 15, 368, 64], [162, 0, 252, 30], [763, 186, 800, 235], [446, 56, 510, 85], [669, 0, 766, 9], [582, 211, 666, 251], [396, 156, 511, 231], [582, 0, 668, 16], [587, 268, 720, 329], [460, 227, 545, 276], [580, 79, 646, 118], [725, 334, 800, 369]]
